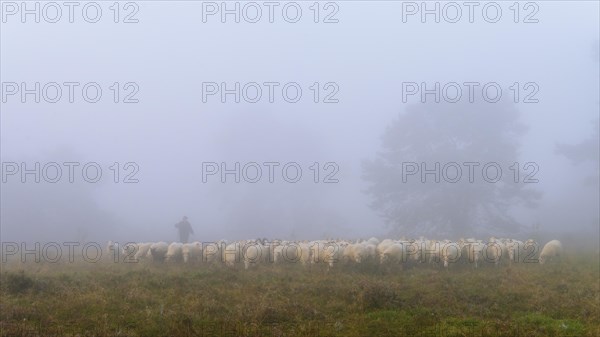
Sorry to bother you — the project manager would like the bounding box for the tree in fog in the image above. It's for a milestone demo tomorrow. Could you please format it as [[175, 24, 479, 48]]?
[[555, 119, 600, 188], [556, 41, 600, 189], [363, 100, 541, 237]]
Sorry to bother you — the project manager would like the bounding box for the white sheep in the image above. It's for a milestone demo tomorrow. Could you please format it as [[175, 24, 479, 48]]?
[[120, 242, 142, 259], [380, 243, 404, 266], [539, 240, 562, 264], [425, 240, 442, 264], [165, 242, 183, 263], [271, 244, 283, 264], [223, 242, 241, 267], [311, 240, 343, 268], [309, 240, 324, 265], [327, 242, 345, 268], [504, 239, 524, 264], [364, 243, 377, 263], [134, 242, 152, 261], [367, 237, 380, 246], [106, 241, 120, 256], [202, 242, 221, 264], [348, 243, 369, 264], [182, 242, 202, 263], [150, 242, 169, 262], [347, 242, 367, 263], [461, 241, 485, 268], [440, 241, 461, 268], [298, 242, 311, 267], [398, 240, 421, 263], [376, 239, 394, 257], [342, 243, 354, 263], [483, 240, 507, 267], [273, 242, 301, 265], [242, 241, 266, 269]]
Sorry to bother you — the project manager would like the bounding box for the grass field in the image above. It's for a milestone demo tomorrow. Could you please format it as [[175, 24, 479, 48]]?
[[1, 252, 599, 337]]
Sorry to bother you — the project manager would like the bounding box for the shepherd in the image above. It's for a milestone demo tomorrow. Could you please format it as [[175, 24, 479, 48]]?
[[175, 216, 194, 243]]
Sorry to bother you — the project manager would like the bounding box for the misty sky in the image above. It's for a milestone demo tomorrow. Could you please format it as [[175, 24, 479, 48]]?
[[1, 1, 598, 243]]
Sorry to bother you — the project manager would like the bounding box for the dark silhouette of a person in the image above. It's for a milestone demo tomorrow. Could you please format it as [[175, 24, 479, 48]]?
[[175, 216, 194, 243]]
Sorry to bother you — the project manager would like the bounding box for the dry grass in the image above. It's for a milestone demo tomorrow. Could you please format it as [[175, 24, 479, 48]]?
[[1, 252, 598, 336]]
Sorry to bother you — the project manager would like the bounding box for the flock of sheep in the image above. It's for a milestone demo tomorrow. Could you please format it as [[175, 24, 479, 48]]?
[[108, 237, 563, 270]]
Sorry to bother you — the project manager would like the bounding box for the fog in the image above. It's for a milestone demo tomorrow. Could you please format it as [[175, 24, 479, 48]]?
[[1, 2, 598, 247]]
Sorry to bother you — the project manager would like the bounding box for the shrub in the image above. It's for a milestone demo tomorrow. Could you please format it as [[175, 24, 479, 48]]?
[[5, 270, 34, 294]]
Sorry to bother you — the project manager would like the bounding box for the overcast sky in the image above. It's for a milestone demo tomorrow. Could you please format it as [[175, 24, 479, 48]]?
[[1, 1, 598, 244]]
